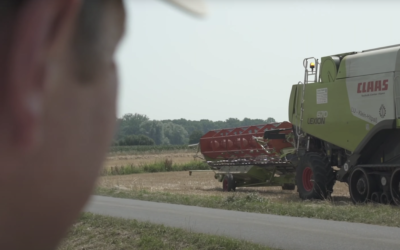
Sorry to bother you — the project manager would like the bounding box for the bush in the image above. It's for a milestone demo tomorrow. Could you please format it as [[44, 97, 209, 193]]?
[[164, 159, 173, 171], [118, 134, 155, 146]]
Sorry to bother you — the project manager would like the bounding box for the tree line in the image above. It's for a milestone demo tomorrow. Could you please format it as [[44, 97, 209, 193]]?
[[114, 113, 276, 146]]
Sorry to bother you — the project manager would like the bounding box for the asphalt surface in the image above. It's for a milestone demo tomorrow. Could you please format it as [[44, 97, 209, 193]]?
[[85, 195, 400, 250]]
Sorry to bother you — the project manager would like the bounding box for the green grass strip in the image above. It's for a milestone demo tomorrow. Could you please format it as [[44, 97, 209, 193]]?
[[96, 187, 400, 228], [109, 145, 193, 154], [59, 213, 274, 250], [102, 161, 210, 176]]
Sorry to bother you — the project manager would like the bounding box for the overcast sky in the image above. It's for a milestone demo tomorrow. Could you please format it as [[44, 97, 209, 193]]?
[[116, 0, 400, 122]]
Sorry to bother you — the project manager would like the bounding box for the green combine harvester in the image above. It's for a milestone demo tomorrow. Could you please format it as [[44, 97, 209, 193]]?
[[199, 44, 400, 205]]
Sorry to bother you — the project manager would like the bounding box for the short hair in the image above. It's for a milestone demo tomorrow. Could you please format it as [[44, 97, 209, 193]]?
[[0, 0, 106, 82]]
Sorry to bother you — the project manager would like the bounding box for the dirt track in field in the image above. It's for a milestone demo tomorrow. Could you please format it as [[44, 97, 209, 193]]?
[[98, 171, 351, 203]]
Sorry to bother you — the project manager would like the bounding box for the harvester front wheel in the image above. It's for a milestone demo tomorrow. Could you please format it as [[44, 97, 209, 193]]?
[[222, 174, 236, 192], [296, 153, 335, 200]]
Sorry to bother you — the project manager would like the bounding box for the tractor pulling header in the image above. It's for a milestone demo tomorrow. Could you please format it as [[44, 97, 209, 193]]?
[[197, 44, 400, 205]]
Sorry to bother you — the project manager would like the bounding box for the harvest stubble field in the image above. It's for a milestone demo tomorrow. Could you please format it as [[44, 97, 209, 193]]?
[[104, 152, 195, 169], [100, 151, 351, 202]]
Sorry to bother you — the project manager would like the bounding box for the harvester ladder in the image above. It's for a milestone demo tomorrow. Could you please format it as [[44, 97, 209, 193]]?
[[295, 81, 304, 151], [295, 58, 319, 151], [303, 57, 319, 84]]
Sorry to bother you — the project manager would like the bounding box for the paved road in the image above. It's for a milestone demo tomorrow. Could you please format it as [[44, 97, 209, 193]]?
[[85, 195, 400, 250]]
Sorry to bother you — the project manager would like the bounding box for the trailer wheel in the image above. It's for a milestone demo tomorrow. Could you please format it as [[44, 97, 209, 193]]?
[[296, 153, 335, 200], [222, 174, 235, 192]]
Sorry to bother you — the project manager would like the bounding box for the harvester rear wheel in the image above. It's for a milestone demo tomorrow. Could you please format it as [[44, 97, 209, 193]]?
[[222, 174, 235, 192], [296, 153, 335, 200], [380, 192, 391, 205], [349, 168, 374, 203], [371, 192, 380, 203], [390, 168, 400, 205]]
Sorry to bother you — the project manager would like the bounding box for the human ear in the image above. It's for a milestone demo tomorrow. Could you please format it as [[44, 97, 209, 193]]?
[[5, 0, 81, 152]]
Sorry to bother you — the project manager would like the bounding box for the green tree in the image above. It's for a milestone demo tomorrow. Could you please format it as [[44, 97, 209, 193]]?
[[120, 135, 135, 146], [225, 118, 241, 128], [116, 113, 149, 139], [140, 120, 165, 145], [118, 135, 155, 146], [199, 119, 217, 133], [136, 135, 155, 145], [189, 130, 203, 144], [115, 113, 276, 145], [266, 117, 276, 124], [162, 118, 202, 135], [163, 122, 189, 145]]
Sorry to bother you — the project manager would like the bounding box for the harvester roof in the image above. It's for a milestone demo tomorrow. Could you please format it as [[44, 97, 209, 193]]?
[[335, 45, 400, 79]]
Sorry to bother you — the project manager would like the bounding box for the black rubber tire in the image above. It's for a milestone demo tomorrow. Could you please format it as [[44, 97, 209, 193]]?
[[371, 192, 380, 203], [296, 152, 336, 200], [380, 192, 391, 205], [222, 174, 236, 192], [390, 168, 400, 206], [349, 168, 377, 204]]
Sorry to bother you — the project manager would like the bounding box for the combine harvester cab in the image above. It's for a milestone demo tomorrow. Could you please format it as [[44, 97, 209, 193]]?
[[290, 44, 400, 204], [199, 122, 297, 191]]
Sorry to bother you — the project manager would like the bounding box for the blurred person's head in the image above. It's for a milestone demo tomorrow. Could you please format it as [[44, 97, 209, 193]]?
[[0, 0, 125, 249]]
